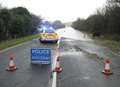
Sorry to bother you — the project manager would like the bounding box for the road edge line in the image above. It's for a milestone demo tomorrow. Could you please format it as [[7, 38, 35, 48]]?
[[51, 39, 61, 87], [52, 72, 57, 87], [51, 54, 58, 87]]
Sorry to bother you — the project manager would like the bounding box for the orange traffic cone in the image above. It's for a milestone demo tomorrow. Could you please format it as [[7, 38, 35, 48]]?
[[102, 59, 113, 75], [54, 57, 62, 73], [6, 54, 17, 71]]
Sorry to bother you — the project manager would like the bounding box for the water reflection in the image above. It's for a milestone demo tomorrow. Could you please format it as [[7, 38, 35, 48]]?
[[56, 27, 92, 41]]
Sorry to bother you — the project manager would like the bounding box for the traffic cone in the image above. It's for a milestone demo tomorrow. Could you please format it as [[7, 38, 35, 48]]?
[[6, 54, 17, 71], [54, 57, 62, 73], [102, 59, 113, 75]]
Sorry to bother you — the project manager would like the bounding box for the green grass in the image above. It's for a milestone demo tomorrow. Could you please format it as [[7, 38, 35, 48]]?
[[86, 33, 120, 54], [95, 38, 120, 55], [0, 34, 40, 50]]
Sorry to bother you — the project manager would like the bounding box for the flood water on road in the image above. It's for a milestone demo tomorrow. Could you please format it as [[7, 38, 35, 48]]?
[[56, 27, 92, 41], [56, 27, 120, 87]]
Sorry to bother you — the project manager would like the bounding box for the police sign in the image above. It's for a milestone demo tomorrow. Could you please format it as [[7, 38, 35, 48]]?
[[31, 48, 51, 64]]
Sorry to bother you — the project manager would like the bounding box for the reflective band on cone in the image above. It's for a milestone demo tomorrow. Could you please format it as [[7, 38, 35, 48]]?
[[102, 59, 112, 75]]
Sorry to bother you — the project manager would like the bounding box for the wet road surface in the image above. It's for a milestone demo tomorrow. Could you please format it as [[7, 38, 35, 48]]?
[[57, 27, 120, 87], [0, 27, 120, 87], [0, 39, 57, 87]]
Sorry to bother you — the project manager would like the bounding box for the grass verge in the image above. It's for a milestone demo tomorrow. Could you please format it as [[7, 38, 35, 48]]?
[[85, 33, 120, 55], [94, 38, 120, 55], [0, 34, 40, 50]]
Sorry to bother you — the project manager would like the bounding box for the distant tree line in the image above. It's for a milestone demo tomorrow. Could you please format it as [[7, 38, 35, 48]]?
[[72, 0, 120, 40], [0, 6, 41, 41]]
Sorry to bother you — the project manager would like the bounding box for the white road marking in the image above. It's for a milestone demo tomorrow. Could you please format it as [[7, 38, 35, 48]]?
[[51, 39, 61, 87], [52, 72, 57, 87]]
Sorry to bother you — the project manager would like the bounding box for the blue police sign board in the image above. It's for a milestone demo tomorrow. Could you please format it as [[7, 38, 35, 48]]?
[[31, 48, 51, 64]]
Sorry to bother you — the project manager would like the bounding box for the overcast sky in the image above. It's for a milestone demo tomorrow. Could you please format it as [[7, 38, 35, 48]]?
[[0, 0, 106, 22]]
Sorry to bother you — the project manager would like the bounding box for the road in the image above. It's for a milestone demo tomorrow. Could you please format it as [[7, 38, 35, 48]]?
[[0, 27, 120, 87], [0, 39, 57, 87], [57, 27, 120, 87]]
